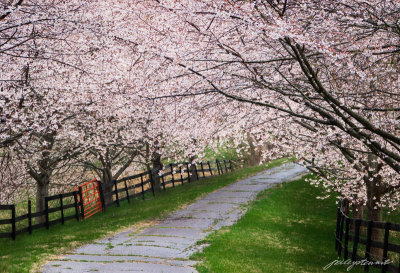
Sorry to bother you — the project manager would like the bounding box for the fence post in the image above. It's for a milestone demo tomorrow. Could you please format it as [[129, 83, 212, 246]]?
[[229, 160, 233, 171], [382, 222, 391, 273], [186, 163, 191, 183], [140, 174, 145, 200], [352, 219, 361, 261], [113, 180, 120, 207], [97, 180, 105, 212], [208, 161, 212, 176], [28, 200, 32, 234], [171, 165, 175, 188], [78, 186, 84, 220], [364, 221, 373, 272], [149, 170, 155, 197], [200, 162, 205, 178], [123, 178, 130, 204], [73, 191, 80, 221], [223, 160, 228, 173], [216, 160, 221, 175], [11, 204, 16, 240], [45, 197, 50, 230], [59, 194, 64, 225]]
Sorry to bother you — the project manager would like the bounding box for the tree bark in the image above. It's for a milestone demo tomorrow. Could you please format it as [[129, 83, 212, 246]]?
[[28, 137, 54, 225], [189, 156, 198, 181], [364, 154, 383, 260], [102, 166, 113, 206], [351, 203, 365, 233], [352, 203, 365, 219], [366, 204, 382, 260], [246, 132, 259, 166], [35, 174, 50, 224], [151, 151, 163, 191]]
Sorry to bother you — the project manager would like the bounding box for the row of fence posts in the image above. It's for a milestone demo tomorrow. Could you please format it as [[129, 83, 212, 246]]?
[[1, 159, 233, 240], [335, 199, 399, 273]]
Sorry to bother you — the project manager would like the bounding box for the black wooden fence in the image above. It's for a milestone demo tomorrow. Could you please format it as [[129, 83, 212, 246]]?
[[335, 199, 400, 272], [0, 159, 233, 240]]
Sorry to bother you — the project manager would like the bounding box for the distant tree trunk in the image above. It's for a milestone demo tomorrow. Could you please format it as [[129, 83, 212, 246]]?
[[246, 132, 260, 166], [151, 150, 163, 191], [27, 142, 54, 225], [35, 173, 50, 224], [102, 166, 113, 206], [265, 142, 276, 161], [189, 156, 198, 181], [86, 148, 138, 207], [24, 132, 81, 224]]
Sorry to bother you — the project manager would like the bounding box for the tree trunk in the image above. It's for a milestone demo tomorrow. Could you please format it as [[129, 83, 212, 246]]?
[[246, 132, 259, 166], [262, 142, 275, 162], [189, 156, 198, 181], [351, 203, 365, 233], [35, 174, 50, 224], [365, 154, 383, 260], [102, 167, 113, 206], [28, 134, 55, 225], [366, 205, 382, 260], [365, 177, 383, 260], [353, 203, 364, 219], [151, 151, 163, 191]]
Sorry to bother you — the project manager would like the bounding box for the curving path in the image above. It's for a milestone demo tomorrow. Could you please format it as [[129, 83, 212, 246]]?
[[42, 163, 307, 273]]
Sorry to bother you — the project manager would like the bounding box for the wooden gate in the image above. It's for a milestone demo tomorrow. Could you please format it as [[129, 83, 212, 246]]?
[[75, 179, 103, 220]]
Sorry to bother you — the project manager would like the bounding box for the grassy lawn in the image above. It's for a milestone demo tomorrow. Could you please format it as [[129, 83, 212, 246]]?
[[0, 158, 287, 273], [192, 174, 367, 273]]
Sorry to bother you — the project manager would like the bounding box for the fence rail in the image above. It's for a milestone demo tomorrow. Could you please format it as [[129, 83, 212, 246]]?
[[0, 159, 233, 240], [335, 199, 400, 273]]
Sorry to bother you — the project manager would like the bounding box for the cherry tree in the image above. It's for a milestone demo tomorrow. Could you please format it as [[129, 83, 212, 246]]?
[[122, 1, 400, 258], [0, 0, 157, 218], [0, 0, 222, 215], [3, 3, 399, 256], [124, 0, 400, 232]]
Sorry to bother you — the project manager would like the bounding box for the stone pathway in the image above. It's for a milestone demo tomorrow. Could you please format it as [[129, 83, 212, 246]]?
[[42, 163, 307, 273]]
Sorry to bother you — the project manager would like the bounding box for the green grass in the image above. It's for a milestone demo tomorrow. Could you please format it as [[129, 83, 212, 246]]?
[[0, 158, 288, 273], [192, 174, 367, 273]]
